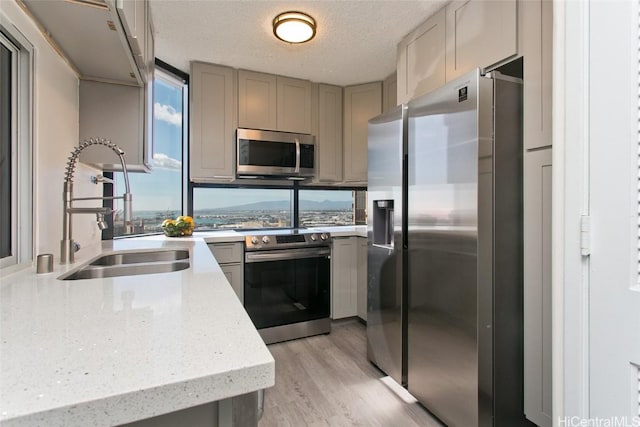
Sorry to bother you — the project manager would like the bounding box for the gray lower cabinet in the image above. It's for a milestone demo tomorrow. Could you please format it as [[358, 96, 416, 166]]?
[[190, 62, 237, 181], [331, 237, 358, 319], [120, 391, 260, 427], [357, 237, 367, 321], [208, 243, 244, 303], [523, 147, 552, 427], [220, 264, 243, 304], [331, 236, 368, 321]]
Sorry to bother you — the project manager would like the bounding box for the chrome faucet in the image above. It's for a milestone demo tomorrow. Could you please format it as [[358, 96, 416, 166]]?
[[61, 138, 134, 264]]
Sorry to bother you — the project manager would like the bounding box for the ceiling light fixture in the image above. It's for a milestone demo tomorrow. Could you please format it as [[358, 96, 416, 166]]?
[[273, 11, 316, 44]]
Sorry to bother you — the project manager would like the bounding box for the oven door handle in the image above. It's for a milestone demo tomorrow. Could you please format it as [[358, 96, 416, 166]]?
[[245, 247, 331, 263]]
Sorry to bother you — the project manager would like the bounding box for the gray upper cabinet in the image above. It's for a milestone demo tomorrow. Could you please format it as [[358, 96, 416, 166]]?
[[398, 0, 518, 102], [315, 84, 343, 182], [77, 2, 154, 172], [116, 0, 146, 72], [383, 72, 398, 113], [277, 76, 312, 134], [238, 70, 277, 131], [445, 0, 517, 80], [343, 82, 382, 183], [396, 7, 446, 104], [519, 0, 553, 150], [79, 81, 150, 172], [144, 1, 155, 80], [22, 0, 150, 85], [23, 0, 154, 172], [191, 62, 237, 181], [238, 70, 312, 133]]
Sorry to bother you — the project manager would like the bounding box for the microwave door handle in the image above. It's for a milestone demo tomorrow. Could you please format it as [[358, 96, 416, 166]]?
[[295, 139, 300, 173]]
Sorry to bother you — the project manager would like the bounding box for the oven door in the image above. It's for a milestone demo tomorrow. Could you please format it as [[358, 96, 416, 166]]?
[[244, 247, 330, 330]]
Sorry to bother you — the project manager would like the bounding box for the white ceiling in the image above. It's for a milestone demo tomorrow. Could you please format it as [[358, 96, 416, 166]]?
[[148, 0, 447, 86]]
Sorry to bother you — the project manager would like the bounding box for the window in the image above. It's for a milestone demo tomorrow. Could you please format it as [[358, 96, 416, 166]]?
[[298, 189, 355, 227], [0, 24, 32, 269], [192, 188, 294, 230], [110, 63, 187, 237], [190, 186, 366, 230]]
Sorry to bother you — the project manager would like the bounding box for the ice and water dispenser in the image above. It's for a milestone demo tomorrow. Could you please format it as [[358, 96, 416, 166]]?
[[373, 200, 394, 248]]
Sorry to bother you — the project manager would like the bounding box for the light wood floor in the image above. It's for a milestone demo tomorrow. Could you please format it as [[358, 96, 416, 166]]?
[[260, 320, 443, 427]]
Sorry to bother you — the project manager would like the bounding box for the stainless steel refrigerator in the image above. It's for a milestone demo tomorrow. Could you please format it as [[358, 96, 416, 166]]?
[[366, 104, 408, 386], [367, 68, 531, 426]]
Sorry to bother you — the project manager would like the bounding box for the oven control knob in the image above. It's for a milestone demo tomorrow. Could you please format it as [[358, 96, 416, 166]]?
[[262, 236, 271, 244], [310, 234, 318, 241], [320, 233, 328, 241], [250, 236, 259, 245]]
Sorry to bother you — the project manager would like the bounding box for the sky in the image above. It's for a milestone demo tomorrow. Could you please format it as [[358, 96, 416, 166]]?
[[116, 75, 354, 212], [115, 77, 183, 212]]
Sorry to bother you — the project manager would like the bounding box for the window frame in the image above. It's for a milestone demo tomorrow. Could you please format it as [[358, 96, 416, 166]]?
[[188, 182, 366, 230], [104, 59, 188, 239], [0, 17, 33, 270]]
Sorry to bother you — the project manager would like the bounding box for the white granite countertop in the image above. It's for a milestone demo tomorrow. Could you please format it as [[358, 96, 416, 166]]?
[[0, 236, 274, 427], [166, 226, 367, 240], [307, 225, 367, 238], [184, 226, 366, 239]]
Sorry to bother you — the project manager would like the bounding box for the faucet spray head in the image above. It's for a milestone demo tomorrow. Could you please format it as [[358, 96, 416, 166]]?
[[96, 213, 108, 230]]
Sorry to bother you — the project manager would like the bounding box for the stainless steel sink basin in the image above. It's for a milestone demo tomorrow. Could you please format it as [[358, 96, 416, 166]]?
[[58, 249, 190, 281], [89, 249, 189, 266]]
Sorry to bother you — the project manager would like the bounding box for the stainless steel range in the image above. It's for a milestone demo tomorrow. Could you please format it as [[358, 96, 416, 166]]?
[[243, 229, 331, 344]]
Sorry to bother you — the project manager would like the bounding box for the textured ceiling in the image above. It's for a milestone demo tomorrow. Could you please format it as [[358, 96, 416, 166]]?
[[149, 0, 447, 86]]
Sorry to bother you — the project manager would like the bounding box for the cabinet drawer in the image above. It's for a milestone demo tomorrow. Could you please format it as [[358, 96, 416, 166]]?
[[209, 243, 243, 264]]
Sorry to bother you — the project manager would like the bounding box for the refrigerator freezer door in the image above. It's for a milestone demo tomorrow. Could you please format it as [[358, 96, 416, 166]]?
[[367, 105, 407, 386], [407, 69, 494, 427]]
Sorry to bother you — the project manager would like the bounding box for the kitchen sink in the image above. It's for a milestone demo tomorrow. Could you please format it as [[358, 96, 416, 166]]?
[[89, 249, 189, 266], [58, 249, 190, 281]]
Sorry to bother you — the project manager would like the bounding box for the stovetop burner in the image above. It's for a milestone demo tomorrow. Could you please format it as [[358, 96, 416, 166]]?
[[243, 228, 330, 251]]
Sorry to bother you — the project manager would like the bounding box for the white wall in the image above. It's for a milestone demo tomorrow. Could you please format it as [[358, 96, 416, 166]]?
[[554, 0, 640, 423], [2, 1, 101, 261]]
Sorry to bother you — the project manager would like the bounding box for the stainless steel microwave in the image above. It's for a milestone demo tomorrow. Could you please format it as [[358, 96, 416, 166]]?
[[236, 128, 315, 178]]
